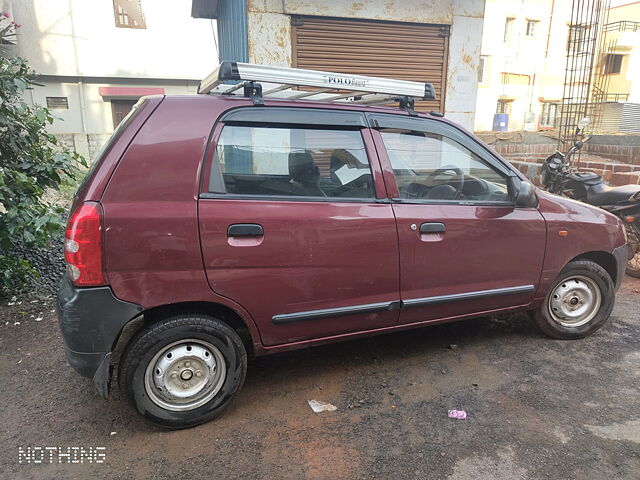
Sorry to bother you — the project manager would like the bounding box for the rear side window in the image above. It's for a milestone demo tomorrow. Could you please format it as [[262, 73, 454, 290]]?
[[209, 126, 375, 199], [75, 98, 147, 196]]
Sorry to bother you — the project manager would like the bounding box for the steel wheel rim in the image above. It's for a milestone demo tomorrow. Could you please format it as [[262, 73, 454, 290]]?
[[144, 339, 226, 412], [548, 275, 601, 328]]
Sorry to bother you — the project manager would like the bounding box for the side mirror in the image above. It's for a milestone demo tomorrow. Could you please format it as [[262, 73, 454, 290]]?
[[577, 117, 591, 130], [515, 180, 538, 208]]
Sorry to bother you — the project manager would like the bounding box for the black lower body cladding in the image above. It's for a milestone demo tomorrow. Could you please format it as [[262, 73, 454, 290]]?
[[57, 274, 143, 394], [612, 243, 629, 289]]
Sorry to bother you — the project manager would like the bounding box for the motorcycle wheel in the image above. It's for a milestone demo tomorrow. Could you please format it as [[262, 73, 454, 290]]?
[[626, 223, 640, 278]]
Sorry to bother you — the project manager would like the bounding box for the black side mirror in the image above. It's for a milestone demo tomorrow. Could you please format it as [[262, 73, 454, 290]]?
[[515, 181, 538, 208]]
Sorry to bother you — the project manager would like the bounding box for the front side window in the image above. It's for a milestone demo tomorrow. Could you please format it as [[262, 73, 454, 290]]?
[[526, 20, 539, 37], [210, 126, 375, 199], [379, 129, 510, 203]]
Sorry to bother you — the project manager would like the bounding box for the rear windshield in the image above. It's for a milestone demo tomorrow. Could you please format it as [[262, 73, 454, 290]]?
[[75, 98, 149, 196]]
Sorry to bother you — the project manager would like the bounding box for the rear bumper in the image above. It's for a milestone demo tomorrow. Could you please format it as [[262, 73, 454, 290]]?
[[612, 243, 629, 290], [57, 275, 143, 396]]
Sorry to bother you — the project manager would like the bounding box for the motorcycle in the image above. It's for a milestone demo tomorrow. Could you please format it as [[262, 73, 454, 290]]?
[[540, 118, 640, 277]]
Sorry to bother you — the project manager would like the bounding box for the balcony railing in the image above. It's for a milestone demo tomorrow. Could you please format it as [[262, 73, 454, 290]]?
[[602, 93, 630, 102], [604, 21, 640, 33]]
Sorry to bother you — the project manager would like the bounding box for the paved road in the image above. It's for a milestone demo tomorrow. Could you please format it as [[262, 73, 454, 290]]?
[[1, 277, 639, 479]]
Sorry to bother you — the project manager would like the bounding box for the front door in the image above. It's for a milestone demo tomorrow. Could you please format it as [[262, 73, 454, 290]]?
[[199, 109, 400, 346], [370, 115, 546, 325]]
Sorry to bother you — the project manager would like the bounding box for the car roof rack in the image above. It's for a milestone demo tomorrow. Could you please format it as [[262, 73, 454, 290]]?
[[198, 61, 436, 115]]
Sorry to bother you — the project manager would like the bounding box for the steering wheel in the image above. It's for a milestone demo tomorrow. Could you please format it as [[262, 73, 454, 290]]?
[[424, 165, 465, 197], [398, 182, 431, 199]]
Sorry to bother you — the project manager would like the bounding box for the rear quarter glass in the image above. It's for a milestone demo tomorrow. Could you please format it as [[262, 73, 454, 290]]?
[[71, 96, 164, 210]]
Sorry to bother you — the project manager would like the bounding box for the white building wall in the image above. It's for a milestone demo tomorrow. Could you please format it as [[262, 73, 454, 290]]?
[[5, 0, 217, 155], [474, 0, 573, 132], [10, 0, 216, 79], [246, 0, 485, 131]]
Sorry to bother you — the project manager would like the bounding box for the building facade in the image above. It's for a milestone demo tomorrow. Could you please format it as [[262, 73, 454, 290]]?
[[2, 0, 217, 160], [475, 0, 640, 133], [193, 0, 487, 131], [474, 0, 572, 132], [606, 2, 640, 103]]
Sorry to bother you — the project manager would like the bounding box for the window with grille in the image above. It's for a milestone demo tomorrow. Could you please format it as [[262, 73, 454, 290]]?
[[568, 25, 589, 53], [526, 20, 539, 37], [46, 97, 69, 109], [603, 54, 624, 75], [478, 56, 488, 84], [504, 18, 515, 44], [540, 102, 559, 128], [496, 99, 513, 114], [113, 0, 146, 29]]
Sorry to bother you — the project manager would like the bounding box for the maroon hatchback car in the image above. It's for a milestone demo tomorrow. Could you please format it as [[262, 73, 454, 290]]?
[[58, 63, 628, 428]]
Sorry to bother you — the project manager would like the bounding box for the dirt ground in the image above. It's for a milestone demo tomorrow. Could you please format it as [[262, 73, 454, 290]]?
[[1, 277, 639, 480]]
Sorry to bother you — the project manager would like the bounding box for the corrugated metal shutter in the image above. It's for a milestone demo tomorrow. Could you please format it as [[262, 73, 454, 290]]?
[[598, 103, 623, 133], [292, 16, 448, 113], [621, 103, 640, 134]]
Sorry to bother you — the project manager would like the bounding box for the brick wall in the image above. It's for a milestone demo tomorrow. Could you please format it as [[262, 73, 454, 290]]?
[[476, 132, 640, 186], [583, 143, 640, 166]]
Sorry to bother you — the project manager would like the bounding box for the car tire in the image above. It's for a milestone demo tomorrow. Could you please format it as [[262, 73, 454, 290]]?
[[119, 314, 247, 429], [533, 260, 614, 340]]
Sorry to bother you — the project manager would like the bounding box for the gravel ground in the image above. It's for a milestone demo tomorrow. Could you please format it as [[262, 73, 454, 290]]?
[[1, 277, 639, 479], [11, 240, 66, 295]]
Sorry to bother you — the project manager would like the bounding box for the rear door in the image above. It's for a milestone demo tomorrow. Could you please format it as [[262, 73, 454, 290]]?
[[369, 114, 547, 325], [198, 108, 400, 346]]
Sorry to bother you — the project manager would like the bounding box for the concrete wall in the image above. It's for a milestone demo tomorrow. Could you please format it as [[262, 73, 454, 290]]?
[[246, 0, 486, 131], [22, 78, 200, 159], [23, 78, 200, 135]]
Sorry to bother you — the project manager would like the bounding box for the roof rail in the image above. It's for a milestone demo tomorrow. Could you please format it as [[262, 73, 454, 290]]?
[[198, 62, 435, 114]]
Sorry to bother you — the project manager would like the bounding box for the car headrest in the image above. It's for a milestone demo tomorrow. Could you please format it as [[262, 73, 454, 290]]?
[[288, 152, 319, 184]]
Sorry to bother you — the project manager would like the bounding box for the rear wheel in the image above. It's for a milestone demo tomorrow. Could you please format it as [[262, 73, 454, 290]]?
[[625, 224, 640, 278], [119, 314, 247, 429], [534, 260, 614, 339]]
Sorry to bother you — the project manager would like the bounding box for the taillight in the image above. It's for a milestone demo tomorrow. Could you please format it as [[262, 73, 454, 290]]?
[[64, 202, 106, 286]]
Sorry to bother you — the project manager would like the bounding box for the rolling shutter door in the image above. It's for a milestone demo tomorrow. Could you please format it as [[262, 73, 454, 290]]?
[[292, 16, 449, 113]]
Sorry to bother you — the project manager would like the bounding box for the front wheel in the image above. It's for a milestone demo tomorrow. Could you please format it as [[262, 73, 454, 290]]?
[[119, 314, 247, 429], [533, 260, 614, 339]]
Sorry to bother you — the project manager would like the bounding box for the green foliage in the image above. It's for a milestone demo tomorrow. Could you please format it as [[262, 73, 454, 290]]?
[[0, 19, 86, 295]]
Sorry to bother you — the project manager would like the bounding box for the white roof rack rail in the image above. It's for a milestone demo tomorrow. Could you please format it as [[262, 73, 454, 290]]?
[[198, 62, 435, 114]]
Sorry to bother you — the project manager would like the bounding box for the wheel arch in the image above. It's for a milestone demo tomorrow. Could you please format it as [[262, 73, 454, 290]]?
[[112, 301, 259, 372], [568, 250, 617, 284]]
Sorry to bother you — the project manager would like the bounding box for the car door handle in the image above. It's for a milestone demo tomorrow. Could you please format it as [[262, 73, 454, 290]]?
[[227, 223, 264, 237], [419, 222, 446, 233]]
